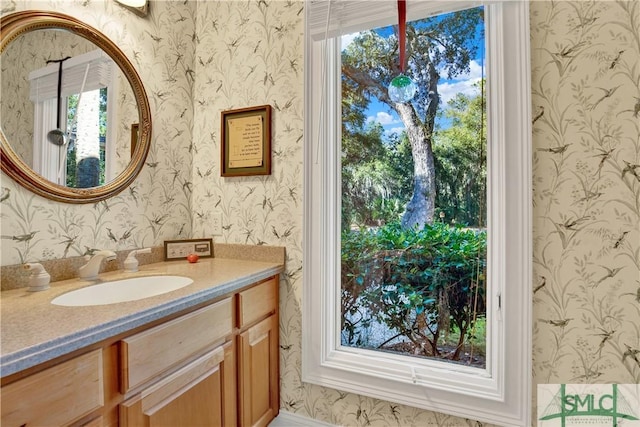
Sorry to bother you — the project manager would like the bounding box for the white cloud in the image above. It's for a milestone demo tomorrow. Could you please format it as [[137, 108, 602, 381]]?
[[367, 111, 399, 125], [438, 78, 481, 104], [386, 126, 406, 135], [458, 59, 484, 80], [437, 60, 483, 105], [341, 33, 357, 51]]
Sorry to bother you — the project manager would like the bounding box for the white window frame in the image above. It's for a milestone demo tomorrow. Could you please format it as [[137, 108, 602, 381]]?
[[30, 49, 118, 184], [303, 2, 532, 426]]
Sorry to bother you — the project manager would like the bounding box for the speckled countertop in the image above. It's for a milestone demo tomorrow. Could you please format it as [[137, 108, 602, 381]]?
[[1, 257, 283, 378]]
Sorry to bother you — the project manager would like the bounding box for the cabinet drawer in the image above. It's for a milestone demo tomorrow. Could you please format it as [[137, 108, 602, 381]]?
[[120, 342, 236, 427], [1, 349, 104, 426], [237, 277, 277, 329], [120, 297, 232, 393]]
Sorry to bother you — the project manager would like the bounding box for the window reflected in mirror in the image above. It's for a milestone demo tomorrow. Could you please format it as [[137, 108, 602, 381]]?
[[63, 87, 108, 187], [1, 28, 138, 189]]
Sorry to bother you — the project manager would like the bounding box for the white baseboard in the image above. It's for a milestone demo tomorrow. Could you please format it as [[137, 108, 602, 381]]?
[[269, 411, 338, 427]]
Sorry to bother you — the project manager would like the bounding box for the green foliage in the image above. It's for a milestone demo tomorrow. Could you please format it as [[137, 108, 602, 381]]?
[[341, 8, 483, 111], [341, 8, 484, 227], [341, 88, 487, 229], [341, 222, 486, 361], [341, 126, 413, 229], [433, 83, 486, 226], [65, 144, 77, 187], [338, 9, 488, 363]]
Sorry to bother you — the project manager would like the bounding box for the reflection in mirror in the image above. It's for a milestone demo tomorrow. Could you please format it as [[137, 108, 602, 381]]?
[[1, 28, 138, 188], [1, 10, 152, 203]]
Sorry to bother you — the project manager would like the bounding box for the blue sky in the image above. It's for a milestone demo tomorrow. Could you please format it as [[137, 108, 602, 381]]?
[[341, 23, 485, 137]]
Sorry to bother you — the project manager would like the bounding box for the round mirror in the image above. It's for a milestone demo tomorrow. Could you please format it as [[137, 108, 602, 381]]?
[[0, 11, 151, 203]]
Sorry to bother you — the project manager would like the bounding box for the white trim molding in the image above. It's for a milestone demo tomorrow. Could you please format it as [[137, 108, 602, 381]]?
[[270, 411, 338, 427], [303, 2, 532, 426]]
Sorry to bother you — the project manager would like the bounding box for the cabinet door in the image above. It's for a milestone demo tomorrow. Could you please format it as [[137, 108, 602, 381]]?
[[120, 342, 236, 427], [238, 314, 279, 427], [1, 349, 104, 427]]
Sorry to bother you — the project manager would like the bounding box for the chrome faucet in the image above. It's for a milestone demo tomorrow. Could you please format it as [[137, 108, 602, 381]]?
[[78, 250, 117, 280]]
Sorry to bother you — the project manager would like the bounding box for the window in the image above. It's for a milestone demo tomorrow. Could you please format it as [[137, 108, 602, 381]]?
[[30, 49, 116, 187], [303, 1, 532, 426], [340, 7, 487, 370]]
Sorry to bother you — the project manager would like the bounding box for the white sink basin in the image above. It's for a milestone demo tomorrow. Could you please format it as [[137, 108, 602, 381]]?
[[51, 275, 194, 306]]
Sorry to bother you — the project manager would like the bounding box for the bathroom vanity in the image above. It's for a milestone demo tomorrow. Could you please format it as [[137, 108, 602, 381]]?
[[0, 256, 282, 427]]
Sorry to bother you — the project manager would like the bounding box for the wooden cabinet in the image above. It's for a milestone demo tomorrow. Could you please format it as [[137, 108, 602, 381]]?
[[0, 349, 104, 427], [120, 298, 233, 393], [0, 275, 279, 427], [236, 276, 279, 427], [238, 314, 279, 427], [120, 341, 236, 427]]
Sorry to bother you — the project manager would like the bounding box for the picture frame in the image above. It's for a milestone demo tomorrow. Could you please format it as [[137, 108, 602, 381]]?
[[164, 238, 213, 261], [221, 105, 272, 177]]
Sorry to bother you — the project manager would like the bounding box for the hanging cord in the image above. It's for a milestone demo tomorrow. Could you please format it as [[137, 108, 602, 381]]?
[[56, 60, 63, 130], [398, 0, 407, 72], [45, 57, 71, 133], [468, 51, 485, 364], [58, 63, 91, 183], [315, 0, 332, 165]]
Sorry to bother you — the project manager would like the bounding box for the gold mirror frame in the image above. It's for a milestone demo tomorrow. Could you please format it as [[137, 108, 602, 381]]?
[[0, 10, 152, 204]]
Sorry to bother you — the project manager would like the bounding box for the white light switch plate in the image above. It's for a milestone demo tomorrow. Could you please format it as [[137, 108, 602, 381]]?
[[211, 212, 223, 235]]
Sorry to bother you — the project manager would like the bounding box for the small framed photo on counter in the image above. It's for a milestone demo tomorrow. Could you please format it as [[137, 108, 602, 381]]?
[[221, 105, 271, 177]]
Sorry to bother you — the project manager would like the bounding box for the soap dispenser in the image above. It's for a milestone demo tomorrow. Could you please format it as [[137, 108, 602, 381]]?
[[23, 263, 51, 292], [124, 248, 152, 272]]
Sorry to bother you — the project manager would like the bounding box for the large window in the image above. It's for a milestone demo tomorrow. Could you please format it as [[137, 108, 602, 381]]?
[[340, 7, 487, 369], [303, 1, 532, 426]]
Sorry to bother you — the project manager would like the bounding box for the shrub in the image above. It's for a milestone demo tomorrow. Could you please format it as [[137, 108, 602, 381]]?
[[341, 222, 486, 361]]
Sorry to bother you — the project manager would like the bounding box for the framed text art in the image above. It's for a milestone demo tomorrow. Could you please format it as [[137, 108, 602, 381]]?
[[221, 105, 272, 177]]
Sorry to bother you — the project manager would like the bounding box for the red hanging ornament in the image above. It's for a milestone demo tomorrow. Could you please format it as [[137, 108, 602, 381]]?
[[398, 0, 407, 72], [388, 0, 417, 103]]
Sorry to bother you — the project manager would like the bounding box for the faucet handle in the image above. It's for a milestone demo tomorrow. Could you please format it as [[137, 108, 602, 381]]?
[[124, 248, 151, 272], [23, 263, 51, 292]]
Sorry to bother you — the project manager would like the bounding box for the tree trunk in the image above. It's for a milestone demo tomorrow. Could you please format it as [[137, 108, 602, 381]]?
[[396, 103, 435, 228], [395, 64, 439, 229], [75, 89, 101, 188], [342, 62, 440, 230]]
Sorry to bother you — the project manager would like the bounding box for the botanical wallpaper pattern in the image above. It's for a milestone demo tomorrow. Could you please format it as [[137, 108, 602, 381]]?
[[0, 1, 638, 426], [1, 0, 195, 264], [531, 0, 640, 415]]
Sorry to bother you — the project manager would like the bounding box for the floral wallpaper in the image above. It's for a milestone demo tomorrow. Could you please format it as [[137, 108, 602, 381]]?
[[113, 70, 139, 179], [1, 0, 195, 264], [1, 1, 638, 426], [531, 0, 640, 415]]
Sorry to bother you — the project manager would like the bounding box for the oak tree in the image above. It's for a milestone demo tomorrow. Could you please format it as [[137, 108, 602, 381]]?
[[342, 8, 483, 228]]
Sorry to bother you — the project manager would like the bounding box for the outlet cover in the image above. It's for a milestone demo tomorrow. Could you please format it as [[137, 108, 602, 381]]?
[[164, 238, 213, 260], [211, 212, 223, 235]]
